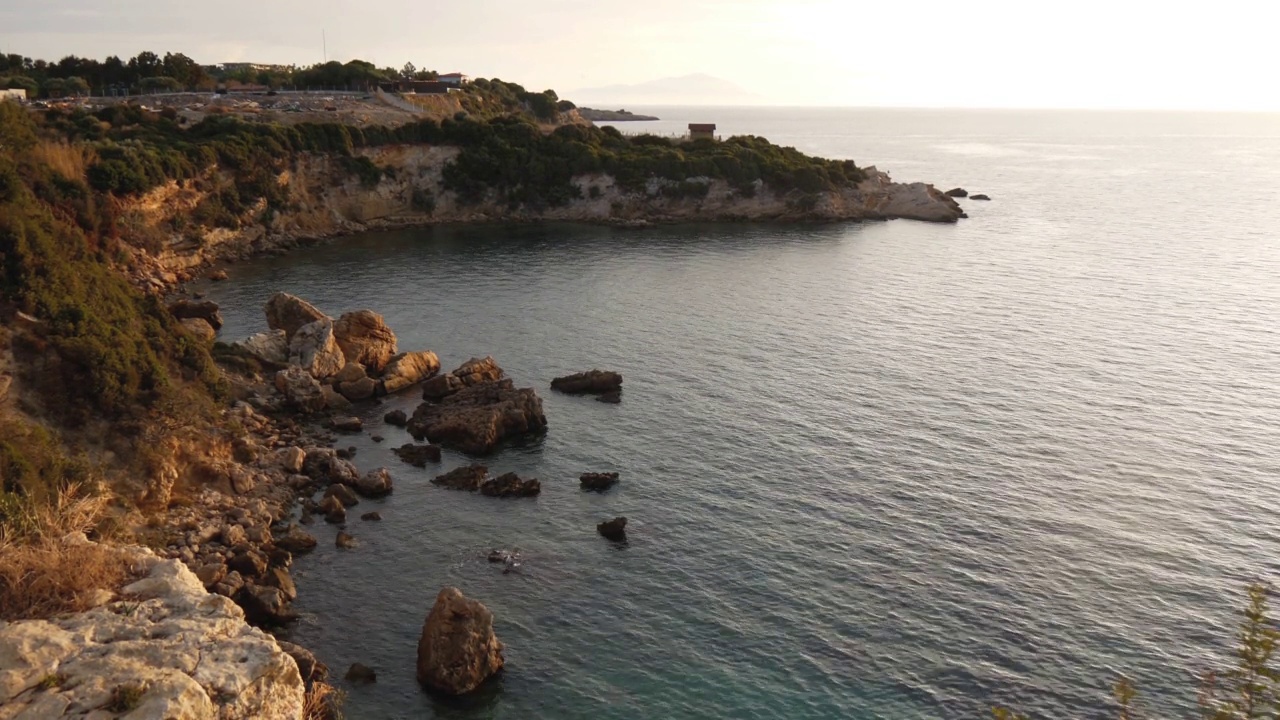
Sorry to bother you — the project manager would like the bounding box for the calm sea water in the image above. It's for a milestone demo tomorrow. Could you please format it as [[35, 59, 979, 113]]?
[[200, 107, 1280, 719]]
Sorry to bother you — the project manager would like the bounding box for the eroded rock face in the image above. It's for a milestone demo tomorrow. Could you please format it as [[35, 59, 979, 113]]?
[[0, 553, 305, 719], [333, 310, 398, 373], [264, 292, 328, 340], [416, 587, 504, 696], [479, 472, 541, 498], [236, 330, 290, 366], [550, 370, 622, 395], [169, 299, 224, 330], [432, 465, 488, 491], [422, 357, 503, 400], [381, 351, 442, 395], [408, 379, 547, 455], [274, 367, 326, 413], [288, 318, 347, 379]]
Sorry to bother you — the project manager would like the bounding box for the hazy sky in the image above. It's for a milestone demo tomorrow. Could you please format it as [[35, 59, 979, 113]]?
[[2, 0, 1277, 110]]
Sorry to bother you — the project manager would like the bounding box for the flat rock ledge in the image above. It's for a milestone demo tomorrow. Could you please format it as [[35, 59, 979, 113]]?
[[0, 547, 304, 720]]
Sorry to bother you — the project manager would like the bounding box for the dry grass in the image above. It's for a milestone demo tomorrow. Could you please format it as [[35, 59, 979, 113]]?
[[28, 140, 95, 182], [0, 484, 133, 620], [303, 681, 345, 720]]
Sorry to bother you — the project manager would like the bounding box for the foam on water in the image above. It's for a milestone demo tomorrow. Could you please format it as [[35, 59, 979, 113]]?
[[200, 108, 1280, 719]]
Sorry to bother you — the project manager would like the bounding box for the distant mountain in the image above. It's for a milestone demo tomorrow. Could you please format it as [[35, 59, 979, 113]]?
[[569, 73, 761, 106]]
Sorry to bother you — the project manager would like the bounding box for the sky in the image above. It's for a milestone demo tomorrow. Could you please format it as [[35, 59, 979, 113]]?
[[1, 0, 1278, 110]]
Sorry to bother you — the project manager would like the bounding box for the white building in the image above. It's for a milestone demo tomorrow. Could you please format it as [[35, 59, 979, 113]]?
[[0, 88, 27, 102], [438, 73, 471, 86]]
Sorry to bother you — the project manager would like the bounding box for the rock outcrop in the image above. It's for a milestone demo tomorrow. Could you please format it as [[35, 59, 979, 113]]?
[[971, 193, 991, 201], [408, 379, 547, 455], [264, 292, 327, 340], [381, 351, 442, 395], [944, 187, 968, 198], [421, 356, 503, 401], [0, 552, 305, 719], [168, 299, 225, 330], [354, 468, 394, 498], [384, 409, 409, 427], [416, 587, 504, 696], [479, 472, 541, 498], [580, 472, 620, 491], [333, 310, 398, 372], [180, 317, 217, 343], [551, 370, 623, 396], [288, 318, 346, 379]]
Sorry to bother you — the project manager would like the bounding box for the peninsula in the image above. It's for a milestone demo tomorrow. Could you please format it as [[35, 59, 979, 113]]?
[[577, 107, 660, 121]]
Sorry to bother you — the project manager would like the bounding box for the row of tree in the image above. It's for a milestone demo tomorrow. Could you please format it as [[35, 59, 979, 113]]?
[[0, 49, 451, 98]]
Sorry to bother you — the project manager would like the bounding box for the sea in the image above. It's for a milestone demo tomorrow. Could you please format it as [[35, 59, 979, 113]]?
[[197, 106, 1280, 719]]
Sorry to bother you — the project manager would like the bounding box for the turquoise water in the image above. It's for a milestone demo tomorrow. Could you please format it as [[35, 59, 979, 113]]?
[[200, 108, 1280, 718]]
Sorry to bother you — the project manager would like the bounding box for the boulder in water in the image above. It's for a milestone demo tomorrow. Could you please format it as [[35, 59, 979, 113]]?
[[597, 517, 627, 541], [550, 370, 622, 396], [944, 187, 968, 198], [479, 472, 541, 498], [432, 464, 488, 491], [381, 351, 442, 394], [384, 409, 409, 426], [407, 379, 547, 455], [354, 468, 394, 498], [580, 472, 620, 491], [289, 318, 346, 379], [970, 193, 991, 201], [395, 443, 442, 467], [416, 587, 505, 695]]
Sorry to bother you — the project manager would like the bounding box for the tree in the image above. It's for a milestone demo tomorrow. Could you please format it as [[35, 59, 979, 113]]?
[[139, 76, 182, 93], [4, 76, 38, 94], [128, 51, 162, 80], [162, 52, 204, 88], [401, 62, 416, 80], [63, 76, 90, 97]]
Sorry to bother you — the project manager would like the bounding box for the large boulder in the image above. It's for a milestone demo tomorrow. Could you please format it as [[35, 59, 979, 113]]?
[[289, 318, 346, 379], [338, 377, 379, 402], [168, 299, 224, 330], [598, 517, 627, 541], [479, 472, 541, 498], [550, 370, 622, 395], [416, 587, 504, 695], [944, 187, 968, 198], [407, 379, 547, 455], [333, 310, 398, 373], [422, 357, 503, 400], [302, 449, 361, 486], [236, 330, 290, 366], [432, 465, 488, 491], [381, 351, 442, 395], [274, 367, 327, 413], [264, 292, 328, 340]]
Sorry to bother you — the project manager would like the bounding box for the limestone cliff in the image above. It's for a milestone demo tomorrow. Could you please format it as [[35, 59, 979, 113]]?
[[0, 542, 304, 719], [123, 145, 964, 277]]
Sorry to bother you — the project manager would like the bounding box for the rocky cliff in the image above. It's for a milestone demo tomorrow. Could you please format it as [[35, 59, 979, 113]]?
[[0, 540, 304, 719], [123, 145, 964, 279]]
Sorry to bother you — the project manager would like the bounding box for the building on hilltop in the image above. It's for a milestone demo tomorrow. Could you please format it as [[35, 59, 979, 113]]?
[[688, 123, 717, 141], [438, 73, 471, 86], [220, 63, 289, 73], [0, 88, 27, 102]]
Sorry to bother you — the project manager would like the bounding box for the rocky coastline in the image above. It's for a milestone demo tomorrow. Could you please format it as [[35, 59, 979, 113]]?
[[577, 108, 661, 122]]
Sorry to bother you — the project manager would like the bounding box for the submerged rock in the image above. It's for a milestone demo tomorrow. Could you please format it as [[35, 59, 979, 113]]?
[[384, 409, 409, 426], [345, 662, 377, 684], [335, 531, 358, 549], [361, 511, 383, 522], [408, 379, 547, 455], [970, 193, 991, 201], [333, 310, 398, 373], [580, 472, 620, 491], [432, 464, 488, 491], [416, 587, 505, 695], [550, 369, 622, 395], [596, 390, 622, 404], [265, 292, 328, 340], [395, 443, 443, 467], [944, 187, 968, 198], [597, 517, 628, 541], [479, 472, 541, 498]]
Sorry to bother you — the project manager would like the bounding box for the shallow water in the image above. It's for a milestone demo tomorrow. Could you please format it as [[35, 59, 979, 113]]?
[[200, 108, 1280, 718]]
